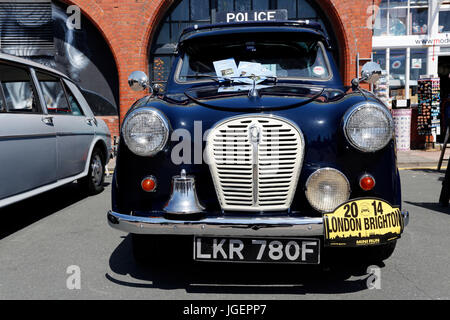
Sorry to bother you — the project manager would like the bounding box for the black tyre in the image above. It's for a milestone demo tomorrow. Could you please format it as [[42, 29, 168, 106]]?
[[79, 148, 105, 195]]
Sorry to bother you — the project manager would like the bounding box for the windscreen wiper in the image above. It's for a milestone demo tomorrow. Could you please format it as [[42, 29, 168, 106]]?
[[182, 74, 277, 86], [181, 74, 231, 85]]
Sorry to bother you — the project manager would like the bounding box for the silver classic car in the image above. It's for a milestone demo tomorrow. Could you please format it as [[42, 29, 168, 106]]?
[[0, 53, 111, 208]]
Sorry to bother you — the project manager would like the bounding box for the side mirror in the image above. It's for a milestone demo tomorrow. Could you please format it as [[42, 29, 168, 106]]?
[[128, 71, 151, 92], [360, 62, 382, 84]]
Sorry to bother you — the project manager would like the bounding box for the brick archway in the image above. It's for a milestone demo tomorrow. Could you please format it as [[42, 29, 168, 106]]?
[[63, 0, 375, 123]]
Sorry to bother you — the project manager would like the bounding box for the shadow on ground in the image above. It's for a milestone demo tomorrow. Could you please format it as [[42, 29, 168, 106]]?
[[106, 235, 384, 296], [407, 168, 446, 174], [404, 201, 450, 215], [0, 180, 110, 240]]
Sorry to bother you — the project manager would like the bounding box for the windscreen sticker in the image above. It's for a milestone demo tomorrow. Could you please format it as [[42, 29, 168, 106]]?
[[213, 58, 239, 78], [237, 61, 263, 84], [313, 66, 325, 76]]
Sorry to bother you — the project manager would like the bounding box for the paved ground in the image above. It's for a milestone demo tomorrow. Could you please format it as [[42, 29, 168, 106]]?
[[397, 149, 449, 169], [0, 170, 449, 300]]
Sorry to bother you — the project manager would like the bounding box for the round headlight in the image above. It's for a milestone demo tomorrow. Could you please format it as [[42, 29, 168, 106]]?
[[122, 108, 169, 157], [305, 168, 351, 213], [344, 102, 393, 152]]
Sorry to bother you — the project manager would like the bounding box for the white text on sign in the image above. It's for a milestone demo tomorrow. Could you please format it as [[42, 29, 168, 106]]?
[[226, 11, 277, 23]]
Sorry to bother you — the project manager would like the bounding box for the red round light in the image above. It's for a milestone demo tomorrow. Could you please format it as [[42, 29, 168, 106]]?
[[141, 177, 156, 192], [360, 175, 375, 191]]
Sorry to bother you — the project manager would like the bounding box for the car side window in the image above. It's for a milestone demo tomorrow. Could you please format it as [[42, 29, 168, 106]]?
[[36, 72, 71, 115], [0, 86, 5, 112], [0, 63, 39, 113], [62, 82, 84, 116]]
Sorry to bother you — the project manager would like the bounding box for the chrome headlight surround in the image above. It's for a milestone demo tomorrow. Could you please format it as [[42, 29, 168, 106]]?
[[122, 107, 170, 157], [343, 102, 394, 152], [305, 168, 351, 213]]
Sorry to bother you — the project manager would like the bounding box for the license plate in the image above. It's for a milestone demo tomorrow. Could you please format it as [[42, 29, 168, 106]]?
[[324, 198, 404, 247], [193, 237, 320, 264]]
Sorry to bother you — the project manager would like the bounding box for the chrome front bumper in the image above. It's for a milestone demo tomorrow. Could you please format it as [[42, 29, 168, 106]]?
[[107, 210, 409, 237]]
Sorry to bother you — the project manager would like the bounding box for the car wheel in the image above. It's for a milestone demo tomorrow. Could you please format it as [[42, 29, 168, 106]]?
[[357, 240, 397, 263], [79, 148, 105, 195]]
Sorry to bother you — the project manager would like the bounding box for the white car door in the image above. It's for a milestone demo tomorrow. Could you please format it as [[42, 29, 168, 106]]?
[[35, 71, 95, 180]]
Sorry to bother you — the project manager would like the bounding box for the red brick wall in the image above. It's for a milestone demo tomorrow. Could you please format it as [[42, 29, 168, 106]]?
[[61, 0, 377, 127]]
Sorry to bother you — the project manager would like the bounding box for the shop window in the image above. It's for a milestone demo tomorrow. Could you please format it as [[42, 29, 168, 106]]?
[[389, 7, 407, 36], [410, 7, 428, 34], [373, 0, 429, 36], [410, 49, 427, 81], [373, 49, 387, 70], [409, 48, 427, 104], [150, 0, 338, 85], [373, 6, 388, 36], [439, 9, 450, 33], [390, 49, 406, 80], [390, 49, 406, 99]]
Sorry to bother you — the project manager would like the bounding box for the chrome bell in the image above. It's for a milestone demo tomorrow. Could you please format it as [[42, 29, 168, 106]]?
[[163, 169, 205, 214]]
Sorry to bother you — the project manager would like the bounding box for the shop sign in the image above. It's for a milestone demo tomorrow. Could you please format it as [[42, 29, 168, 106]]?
[[373, 33, 450, 48], [216, 9, 287, 23]]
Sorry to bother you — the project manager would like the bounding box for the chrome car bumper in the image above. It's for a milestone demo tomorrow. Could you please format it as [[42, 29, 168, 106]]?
[[107, 210, 409, 237]]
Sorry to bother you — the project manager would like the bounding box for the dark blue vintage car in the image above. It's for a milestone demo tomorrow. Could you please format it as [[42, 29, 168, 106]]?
[[107, 21, 409, 265]]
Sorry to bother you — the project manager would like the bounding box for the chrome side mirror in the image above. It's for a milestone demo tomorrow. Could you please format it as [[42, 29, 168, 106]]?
[[128, 71, 151, 92], [360, 62, 382, 84]]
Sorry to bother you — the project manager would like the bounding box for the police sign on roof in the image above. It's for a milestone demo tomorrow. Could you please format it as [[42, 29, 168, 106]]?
[[215, 9, 287, 23]]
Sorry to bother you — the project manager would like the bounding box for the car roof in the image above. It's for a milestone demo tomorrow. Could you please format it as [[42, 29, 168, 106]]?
[[0, 52, 70, 80], [179, 20, 328, 44]]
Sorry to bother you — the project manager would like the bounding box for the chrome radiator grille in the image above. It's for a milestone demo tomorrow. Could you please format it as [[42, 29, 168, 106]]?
[[206, 115, 304, 212]]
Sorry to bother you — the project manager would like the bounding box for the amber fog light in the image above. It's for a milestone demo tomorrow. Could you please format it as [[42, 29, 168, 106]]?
[[141, 176, 157, 192], [360, 174, 375, 191], [305, 168, 351, 213]]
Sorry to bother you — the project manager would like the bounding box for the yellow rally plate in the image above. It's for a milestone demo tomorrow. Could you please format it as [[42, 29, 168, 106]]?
[[324, 198, 404, 247]]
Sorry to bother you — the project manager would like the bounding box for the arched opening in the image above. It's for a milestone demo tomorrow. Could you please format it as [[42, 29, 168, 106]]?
[[148, 0, 340, 87], [0, 1, 120, 117]]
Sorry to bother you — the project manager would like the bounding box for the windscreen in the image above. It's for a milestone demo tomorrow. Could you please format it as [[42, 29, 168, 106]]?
[[177, 35, 330, 82]]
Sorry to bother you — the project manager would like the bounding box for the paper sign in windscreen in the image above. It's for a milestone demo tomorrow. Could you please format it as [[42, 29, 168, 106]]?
[[213, 58, 239, 78]]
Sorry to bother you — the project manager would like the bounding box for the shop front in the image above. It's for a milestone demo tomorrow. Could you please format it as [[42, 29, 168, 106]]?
[[372, 0, 450, 148]]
